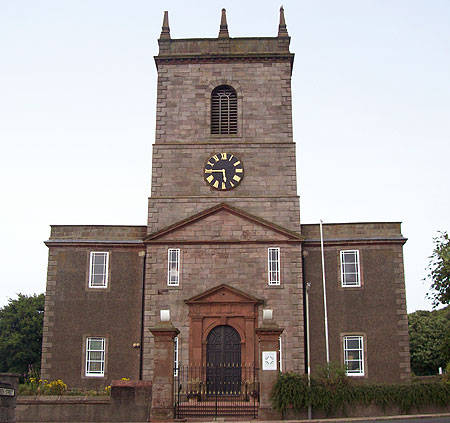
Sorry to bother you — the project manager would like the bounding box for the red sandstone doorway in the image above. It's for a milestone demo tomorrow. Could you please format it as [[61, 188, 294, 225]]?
[[177, 285, 262, 418], [184, 284, 263, 367], [206, 325, 241, 394]]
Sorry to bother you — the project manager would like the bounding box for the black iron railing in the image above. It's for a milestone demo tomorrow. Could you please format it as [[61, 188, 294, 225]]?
[[174, 363, 259, 419]]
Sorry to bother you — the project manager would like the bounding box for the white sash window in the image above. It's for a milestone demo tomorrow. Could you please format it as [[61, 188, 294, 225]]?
[[168, 249, 180, 286]]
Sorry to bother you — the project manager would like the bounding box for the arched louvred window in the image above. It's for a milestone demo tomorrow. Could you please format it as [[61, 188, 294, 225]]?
[[211, 85, 237, 135]]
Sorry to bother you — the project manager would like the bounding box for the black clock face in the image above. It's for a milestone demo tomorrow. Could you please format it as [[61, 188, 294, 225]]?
[[204, 152, 244, 190]]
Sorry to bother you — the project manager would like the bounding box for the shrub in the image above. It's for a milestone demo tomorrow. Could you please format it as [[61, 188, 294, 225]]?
[[271, 371, 450, 415], [443, 362, 450, 385]]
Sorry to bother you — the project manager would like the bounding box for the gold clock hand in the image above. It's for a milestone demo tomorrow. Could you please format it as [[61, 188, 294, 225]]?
[[222, 169, 227, 182]]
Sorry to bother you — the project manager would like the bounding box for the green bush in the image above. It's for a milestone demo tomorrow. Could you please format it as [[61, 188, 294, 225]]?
[[443, 362, 450, 385], [271, 371, 450, 415]]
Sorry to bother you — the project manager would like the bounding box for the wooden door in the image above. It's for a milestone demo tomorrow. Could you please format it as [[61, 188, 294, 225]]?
[[206, 325, 241, 394]]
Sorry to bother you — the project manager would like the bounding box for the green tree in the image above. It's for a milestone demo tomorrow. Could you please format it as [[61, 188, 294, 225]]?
[[0, 293, 44, 376], [426, 231, 450, 307], [408, 307, 449, 375], [437, 306, 450, 366]]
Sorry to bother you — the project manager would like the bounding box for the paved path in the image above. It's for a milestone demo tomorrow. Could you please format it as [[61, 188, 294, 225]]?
[[199, 415, 450, 423], [251, 415, 450, 423], [354, 417, 450, 423], [20, 415, 450, 423]]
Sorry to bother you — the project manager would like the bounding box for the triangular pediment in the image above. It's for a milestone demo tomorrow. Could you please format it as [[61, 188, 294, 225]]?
[[185, 284, 263, 305], [144, 203, 304, 243]]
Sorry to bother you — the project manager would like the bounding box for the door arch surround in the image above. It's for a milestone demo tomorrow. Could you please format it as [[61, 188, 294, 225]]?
[[185, 284, 263, 367]]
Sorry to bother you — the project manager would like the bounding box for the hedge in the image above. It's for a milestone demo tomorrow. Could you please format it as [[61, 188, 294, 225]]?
[[271, 371, 450, 415]]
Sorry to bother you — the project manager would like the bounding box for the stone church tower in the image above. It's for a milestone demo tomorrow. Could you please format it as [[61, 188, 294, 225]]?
[[142, 8, 304, 378], [41, 8, 410, 392]]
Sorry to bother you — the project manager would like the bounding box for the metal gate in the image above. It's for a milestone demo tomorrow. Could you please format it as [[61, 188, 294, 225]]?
[[174, 363, 259, 419]]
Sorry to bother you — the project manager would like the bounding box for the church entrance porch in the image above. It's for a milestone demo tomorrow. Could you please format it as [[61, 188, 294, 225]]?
[[175, 285, 263, 418], [184, 284, 263, 368]]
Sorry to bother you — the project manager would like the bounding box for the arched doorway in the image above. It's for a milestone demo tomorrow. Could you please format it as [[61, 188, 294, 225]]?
[[206, 325, 241, 394], [185, 284, 263, 367]]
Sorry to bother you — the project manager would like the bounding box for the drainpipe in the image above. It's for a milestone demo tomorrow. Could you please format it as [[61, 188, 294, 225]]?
[[320, 220, 330, 367], [305, 281, 312, 420], [139, 249, 147, 380], [302, 246, 312, 420]]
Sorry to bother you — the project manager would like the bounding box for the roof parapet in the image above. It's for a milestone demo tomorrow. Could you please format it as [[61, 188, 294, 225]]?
[[156, 8, 293, 70]]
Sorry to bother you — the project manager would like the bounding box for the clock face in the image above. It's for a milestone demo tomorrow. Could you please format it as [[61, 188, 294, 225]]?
[[204, 152, 244, 190]]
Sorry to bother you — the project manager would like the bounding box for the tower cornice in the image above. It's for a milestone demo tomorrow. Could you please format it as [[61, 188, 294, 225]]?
[[154, 53, 294, 69]]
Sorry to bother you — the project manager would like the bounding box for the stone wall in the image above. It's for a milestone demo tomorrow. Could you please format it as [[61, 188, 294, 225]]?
[[303, 224, 411, 383], [0, 373, 19, 423], [157, 37, 292, 57], [284, 403, 450, 420], [48, 225, 147, 241], [148, 197, 300, 234], [302, 222, 404, 240], [150, 143, 298, 198], [154, 61, 293, 144], [41, 246, 145, 389], [142, 241, 304, 380], [16, 380, 152, 422], [15, 384, 450, 422]]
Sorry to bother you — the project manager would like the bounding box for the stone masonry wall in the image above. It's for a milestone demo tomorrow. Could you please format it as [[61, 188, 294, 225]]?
[[142, 242, 304, 380], [301, 222, 403, 240], [149, 58, 300, 233], [148, 197, 300, 234], [49, 226, 146, 240], [303, 233, 411, 383], [41, 246, 144, 389], [157, 209, 292, 242], [154, 61, 293, 144], [150, 143, 298, 198]]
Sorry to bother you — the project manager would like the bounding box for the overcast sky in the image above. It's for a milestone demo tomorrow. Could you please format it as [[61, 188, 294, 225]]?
[[1, 0, 449, 312]]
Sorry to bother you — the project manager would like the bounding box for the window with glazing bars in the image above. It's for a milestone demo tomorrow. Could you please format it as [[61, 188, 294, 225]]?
[[167, 249, 180, 286], [89, 252, 109, 288], [268, 247, 280, 285], [174, 336, 179, 376], [279, 336, 283, 371], [343, 335, 364, 376], [211, 85, 237, 135], [85, 337, 105, 377], [340, 250, 361, 287]]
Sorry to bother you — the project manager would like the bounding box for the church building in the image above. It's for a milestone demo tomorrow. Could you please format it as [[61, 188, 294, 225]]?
[[40, 8, 411, 394]]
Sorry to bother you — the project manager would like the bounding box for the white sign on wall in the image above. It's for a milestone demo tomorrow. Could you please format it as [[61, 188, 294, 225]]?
[[262, 351, 277, 371]]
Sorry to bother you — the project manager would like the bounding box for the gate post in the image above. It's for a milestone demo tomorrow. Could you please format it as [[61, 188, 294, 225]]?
[[149, 320, 179, 421], [0, 373, 20, 423], [256, 320, 283, 420]]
